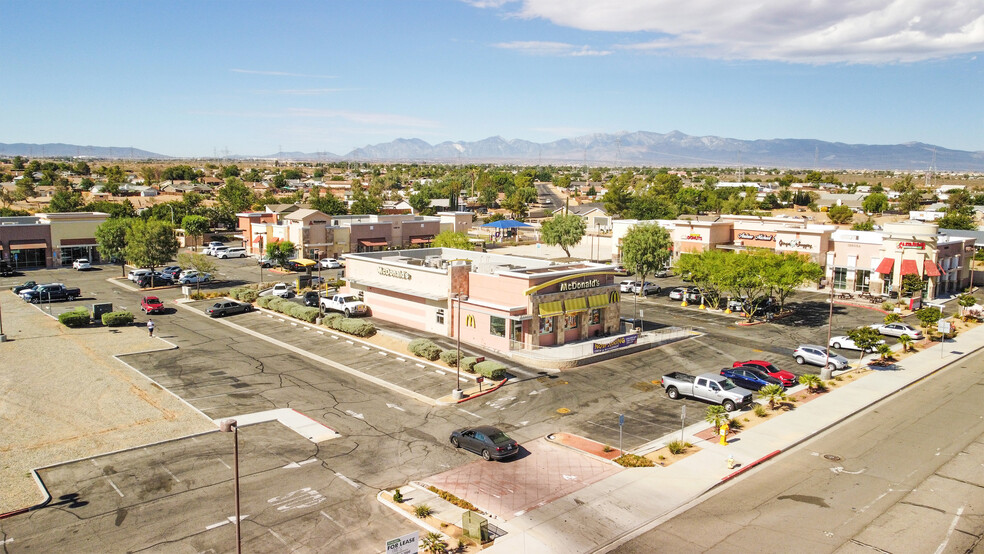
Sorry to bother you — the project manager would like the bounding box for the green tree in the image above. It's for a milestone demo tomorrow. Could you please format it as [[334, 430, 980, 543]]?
[[221, 165, 241, 178], [897, 190, 922, 213], [308, 186, 347, 216], [901, 273, 924, 296], [620, 223, 672, 285], [48, 187, 83, 212], [601, 180, 633, 218], [762, 253, 823, 312], [266, 240, 296, 268], [180, 214, 211, 248], [891, 174, 916, 193], [95, 218, 133, 277], [846, 325, 885, 367], [540, 213, 586, 258], [862, 192, 889, 214], [798, 374, 824, 393], [827, 204, 854, 224], [218, 177, 256, 213], [177, 252, 217, 294], [12, 155, 25, 170], [431, 231, 473, 250], [958, 294, 977, 317], [350, 186, 381, 215], [914, 306, 942, 329], [897, 334, 913, 353], [125, 219, 179, 279], [937, 211, 976, 230], [852, 218, 876, 231]]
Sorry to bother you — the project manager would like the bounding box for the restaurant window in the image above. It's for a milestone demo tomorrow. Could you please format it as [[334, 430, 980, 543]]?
[[539, 316, 554, 334], [854, 270, 870, 293], [833, 267, 848, 289], [589, 309, 601, 325], [512, 320, 523, 342], [490, 316, 505, 337], [564, 314, 579, 329], [436, 309, 444, 325]]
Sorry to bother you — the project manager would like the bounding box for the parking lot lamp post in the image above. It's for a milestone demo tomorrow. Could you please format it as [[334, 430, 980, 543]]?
[[822, 279, 835, 380], [219, 419, 242, 554], [454, 293, 468, 397]]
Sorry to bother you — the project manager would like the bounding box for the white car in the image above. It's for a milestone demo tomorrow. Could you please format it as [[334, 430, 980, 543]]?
[[871, 323, 924, 340], [72, 258, 91, 270], [619, 280, 638, 293], [319, 258, 343, 269], [179, 273, 212, 284], [128, 268, 153, 282], [218, 247, 248, 259], [270, 283, 294, 298], [668, 287, 687, 300], [828, 335, 886, 352]]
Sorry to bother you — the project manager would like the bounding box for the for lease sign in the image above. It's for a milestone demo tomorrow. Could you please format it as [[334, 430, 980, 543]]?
[[386, 531, 418, 554]]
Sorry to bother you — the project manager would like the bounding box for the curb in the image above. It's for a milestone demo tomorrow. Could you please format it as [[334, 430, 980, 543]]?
[[452, 377, 508, 404], [545, 433, 624, 466], [375, 489, 448, 538], [720, 450, 782, 482]]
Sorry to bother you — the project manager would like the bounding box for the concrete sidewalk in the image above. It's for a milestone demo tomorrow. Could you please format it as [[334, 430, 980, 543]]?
[[483, 323, 984, 553]]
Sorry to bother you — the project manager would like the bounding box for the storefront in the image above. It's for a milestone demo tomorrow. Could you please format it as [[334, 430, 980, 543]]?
[[343, 248, 620, 352]]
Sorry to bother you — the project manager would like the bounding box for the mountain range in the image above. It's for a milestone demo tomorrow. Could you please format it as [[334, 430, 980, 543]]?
[[3, 131, 982, 171]]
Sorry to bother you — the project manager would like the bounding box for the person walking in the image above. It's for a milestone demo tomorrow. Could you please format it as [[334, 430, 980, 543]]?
[[147, 319, 155, 337]]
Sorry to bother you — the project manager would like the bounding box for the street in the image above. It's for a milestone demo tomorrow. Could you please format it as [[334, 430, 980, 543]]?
[[611, 346, 984, 553]]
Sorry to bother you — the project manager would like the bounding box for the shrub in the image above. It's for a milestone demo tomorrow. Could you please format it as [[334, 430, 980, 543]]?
[[603, 445, 613, 453], [705, 405, 728, 430], [102, 311, 134, 326], [758, 383, 787, 411], [414, 504, 432, 518], [474, 360, 507, 380], [230, 288, 259, 303], [59, 307, 90, 328], [614, 454, 654, 468], [799, 373, 825, 392], [666, 440, 692, 455], [392, 490, 403, 503], [409, 338, 441, 361], [267, 297, 291, 313], [293, 306, 320, 323], [322, 312, 344, 329], [337, 318, 376, 337], [190, 291, 227, 300], [884, 312, 902, 323], [727, 417, 743, 430], [426, 486, 478, 511], [460, 356, 479, 373], [753, 404, 768, 418], [439, 349, 460, 367], [257, 295, 277, 309], [882, 302, 896, 312]]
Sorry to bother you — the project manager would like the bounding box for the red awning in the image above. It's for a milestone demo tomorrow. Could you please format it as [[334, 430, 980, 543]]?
[[270, 237, 281, 244], [359, 239, 387, 247], [900, 259, 920, 276], [410, 237, 432, 244], [252, 235, 263, 244], [924, 260, 941, 277], [875, 258, 894, 275]]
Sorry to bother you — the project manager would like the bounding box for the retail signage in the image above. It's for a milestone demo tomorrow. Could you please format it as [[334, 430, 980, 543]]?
[[385, 532, 418, 554], [559, 279, 601, 292], [378, 267, 412, 280], [900, 242, 926, 249], [592, 333, 638, 354], [737, 232, 775, 242], [684, 234, 702, 241], [778, 239, 813, 250]]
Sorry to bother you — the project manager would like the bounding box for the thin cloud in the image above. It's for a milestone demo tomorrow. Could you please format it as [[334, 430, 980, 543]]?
[[256, 88, 354, 95], [460, 0, 516, 8], [231, 68, 337, 78], [493, 40, 612, 56], [497, 0, 984, 64]]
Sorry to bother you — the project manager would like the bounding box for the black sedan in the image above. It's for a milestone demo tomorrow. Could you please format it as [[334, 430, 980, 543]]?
[[302, 291, 320, 307], [205, 300, 253, 318], [720, 366, 784, 391], [449, 425, 519, 461]]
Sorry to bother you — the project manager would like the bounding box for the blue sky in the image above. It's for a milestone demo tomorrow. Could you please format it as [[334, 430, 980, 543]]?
[[2, 0, 982, 157]]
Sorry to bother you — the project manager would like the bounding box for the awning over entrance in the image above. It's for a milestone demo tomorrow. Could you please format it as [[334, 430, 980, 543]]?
[[289, 258, 317, 267], [359, 239, 388, 247], [409, 236, 433, 244], [252, 235, 264, 244], [9, 242, 47, 249], [538, 301, 563, 317], [875, 258, 894, 275], [564, 297, 587, 314], [900, 259, 919, 276], [588, 294, 609, 308], [924, 260, 942, 277]]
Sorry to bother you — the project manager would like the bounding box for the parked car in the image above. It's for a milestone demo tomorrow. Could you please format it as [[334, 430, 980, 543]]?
[[268, 283, 293, 298], [871, 323, 924, 340], [0, 260, 13, 276], [684, 288, 703, 303], [668, 287, 687, 300], [218, 247, 248, 259], [719, 366, 784, 391], [128, 268, 153, 282], [285, 259, 314, 272], [206, 300, 253, 317], [179, 273, 212, 285], [303, 291, 321, 307], [828, 335, 885, 352], [449, 425, 519, 461], [11, 281, 38, 294], [137, 273, 173, 288], [631, 281, 661, 296], [612, 265, 630, 276], [20, 284, 81, 303], [140, 296, 165, 314], [257, 256, 273, 268], [210, 246, 229, 257], [72, 258, 91, 270], [320, 294, 369, 317], [161, 266, 183, 280], [732, 360, 796, 387], [793, 344, 849, 370], [660, 371, 754, 412], [619, 280, 639, 293], [319, 258, 343, 269]]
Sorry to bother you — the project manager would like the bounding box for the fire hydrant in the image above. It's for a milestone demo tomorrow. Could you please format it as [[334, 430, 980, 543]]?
[[719, 422, 730, 446], [727, 455, 736, 469]]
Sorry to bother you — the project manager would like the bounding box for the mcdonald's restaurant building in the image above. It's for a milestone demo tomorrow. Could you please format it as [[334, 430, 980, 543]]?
[[342, 248, 621, 353]]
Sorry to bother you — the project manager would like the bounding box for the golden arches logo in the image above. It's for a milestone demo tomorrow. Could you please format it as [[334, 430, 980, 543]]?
[[610, 291, 620, 303], [465, 314, 476, 327]]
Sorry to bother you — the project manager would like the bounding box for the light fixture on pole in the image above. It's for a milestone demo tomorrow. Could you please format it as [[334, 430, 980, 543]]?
[[453, 293, 468, 399], [219, 419, 242, 554], [822, 277, 835, 380]]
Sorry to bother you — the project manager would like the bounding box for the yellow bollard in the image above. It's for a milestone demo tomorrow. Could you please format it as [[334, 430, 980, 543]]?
[[681, 300, 688, 307], [719, 422, 730, 446], [699, 303, 706, 310], [724, 308, 732, 314]]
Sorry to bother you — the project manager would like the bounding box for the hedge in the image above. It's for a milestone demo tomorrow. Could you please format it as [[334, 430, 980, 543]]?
[[59, 307, 91, 328], [474, 360, 507, 380], [460, 356, 479, 373], [408, 338, 441, 361], [439, 349, 460, 367], [290, 305, 320, 323], [322, 313, 344, 328], [257, 295, 277, 309], [102, 311, 135, 327], [230, 287, 259, 303], [336, 318, 376, 337]]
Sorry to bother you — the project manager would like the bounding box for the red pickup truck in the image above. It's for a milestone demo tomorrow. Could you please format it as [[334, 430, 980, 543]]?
[[140, 296, 165, 314]]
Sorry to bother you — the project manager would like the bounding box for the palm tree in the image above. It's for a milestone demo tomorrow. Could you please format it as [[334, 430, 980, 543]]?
[[898, 334, 913, 353], [420, 532, 448, 554], [704, 405, 728, 431], [758, 384, 787, 411], [798, 373, 824, 393]]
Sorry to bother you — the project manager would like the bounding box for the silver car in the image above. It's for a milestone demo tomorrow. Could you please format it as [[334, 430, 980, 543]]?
[[793, 344, 849, 370]]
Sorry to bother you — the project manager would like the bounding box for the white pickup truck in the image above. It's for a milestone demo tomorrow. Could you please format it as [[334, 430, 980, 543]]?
[[660, 371, 754, 412], [320, 294, 369, 317]]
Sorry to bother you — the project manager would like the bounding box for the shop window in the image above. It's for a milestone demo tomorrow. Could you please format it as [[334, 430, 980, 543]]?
[[833, 267, 847, 289], [539, 317, 554, 334], [589, 309, 601, 325], [565, 314, 579, 329], [854, 270, 870, 293], [512, 320, 523, 342], [436, 309, 444, 325], [490, 316, 505, 337], [882, 272, 893, 293]]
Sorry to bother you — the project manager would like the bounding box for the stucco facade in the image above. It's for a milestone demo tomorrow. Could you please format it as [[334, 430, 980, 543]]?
[[0, 212, 108, 268]]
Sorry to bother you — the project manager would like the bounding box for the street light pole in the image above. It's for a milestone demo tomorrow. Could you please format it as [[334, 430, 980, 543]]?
[[822, 278, 835, 380], [454, 293, 468, 398], [219, 419, 242, 554]]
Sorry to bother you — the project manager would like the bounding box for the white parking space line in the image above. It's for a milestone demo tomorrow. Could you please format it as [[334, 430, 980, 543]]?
[[1, 538, 14, 545], [396, 357, 406, 362], [415, 363, 425, 369], [217, 458, 231, 470], [346, 340, 354, 345], [334, 472, 360, 489], [361, 345, 370, 350], [458, 408, 482, 419], [435, 370, 445, 375], [205, 520, 229, 530], [161, 464, 181, 483], [317, 331, 324, 335], [378, 352, 387, 356], [105, 477, 124, 497], [320, 510, 336, 522], [268, 529, 289, 546]]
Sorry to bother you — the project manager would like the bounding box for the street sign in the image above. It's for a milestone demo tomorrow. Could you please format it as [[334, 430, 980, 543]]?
[[618, 414, 624, 426], [938, 320, 952, 334], [385, 531, 418, 554], [476, 376, 484, 383]]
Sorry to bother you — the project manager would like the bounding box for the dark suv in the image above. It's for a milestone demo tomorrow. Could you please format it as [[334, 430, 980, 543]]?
[[137, 273, 173, 288]]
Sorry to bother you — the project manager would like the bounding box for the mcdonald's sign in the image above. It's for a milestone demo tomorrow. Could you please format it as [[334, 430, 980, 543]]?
[[609, 290, 620, 304], [465, 314, 476, 328]]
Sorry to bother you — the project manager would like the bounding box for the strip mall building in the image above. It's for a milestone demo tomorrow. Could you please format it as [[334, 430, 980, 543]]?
[[342, 248, 620, 352], [612, 216, 973, 301]]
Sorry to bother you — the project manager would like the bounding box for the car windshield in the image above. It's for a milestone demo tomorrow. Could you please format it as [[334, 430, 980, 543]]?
[[719, 378, 737, 390], [341, 296, 359, 303], [147, 297, 160, 303], [488, 431, 512, 444], [763, 363, 780, 372]]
